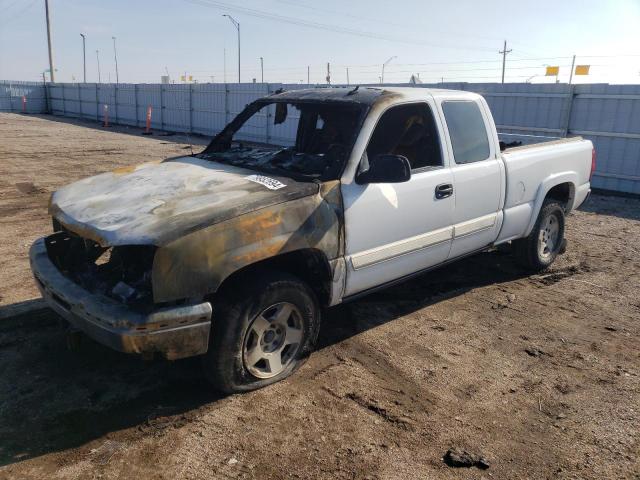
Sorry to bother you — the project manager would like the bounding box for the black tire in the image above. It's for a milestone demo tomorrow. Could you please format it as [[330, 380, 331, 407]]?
[[513, 199, 565, 272], [202, 270, 320, 393]]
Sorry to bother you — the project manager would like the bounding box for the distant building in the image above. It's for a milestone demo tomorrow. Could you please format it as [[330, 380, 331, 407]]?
[[409, 74, 423, 85]]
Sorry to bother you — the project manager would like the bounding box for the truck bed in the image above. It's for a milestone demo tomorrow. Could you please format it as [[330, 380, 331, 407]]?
[[500, 134, 584, 152], [495, 135, 593, 244]]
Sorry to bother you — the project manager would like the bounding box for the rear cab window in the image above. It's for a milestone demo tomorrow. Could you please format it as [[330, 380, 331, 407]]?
[[442, 101, 491, 164]]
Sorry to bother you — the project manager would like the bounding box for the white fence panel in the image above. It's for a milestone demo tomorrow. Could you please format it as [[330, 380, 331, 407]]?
[[1, 80, 639, 194]]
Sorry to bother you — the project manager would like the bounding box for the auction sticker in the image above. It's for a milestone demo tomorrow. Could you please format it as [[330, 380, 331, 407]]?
[[245, 174, 286, 190]]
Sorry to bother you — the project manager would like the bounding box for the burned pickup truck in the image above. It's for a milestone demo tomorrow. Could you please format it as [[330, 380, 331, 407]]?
[[30, 87, 593, 392]]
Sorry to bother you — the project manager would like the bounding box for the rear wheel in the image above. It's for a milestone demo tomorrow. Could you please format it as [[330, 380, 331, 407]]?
[[513, 199, 565, 272], [202, 271, 320, 393]]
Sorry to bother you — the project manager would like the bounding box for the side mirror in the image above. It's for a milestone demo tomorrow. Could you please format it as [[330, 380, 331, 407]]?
[[356, 154, 411, 184]]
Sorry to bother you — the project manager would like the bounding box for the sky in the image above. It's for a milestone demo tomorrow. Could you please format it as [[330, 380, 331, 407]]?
[[1, 0, 640, 85]]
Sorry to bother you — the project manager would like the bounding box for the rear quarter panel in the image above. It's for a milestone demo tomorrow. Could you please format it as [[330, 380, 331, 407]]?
[[496, 138, 593, 243]]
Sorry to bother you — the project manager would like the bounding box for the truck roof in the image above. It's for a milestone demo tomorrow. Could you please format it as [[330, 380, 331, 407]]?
[[267, 86, 480, 106]]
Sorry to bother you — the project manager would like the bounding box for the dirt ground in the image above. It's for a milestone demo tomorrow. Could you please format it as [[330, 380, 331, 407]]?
[[0, 112, 639, 480]]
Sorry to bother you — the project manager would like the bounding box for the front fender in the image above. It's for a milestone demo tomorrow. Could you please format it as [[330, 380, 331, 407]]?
[[523, 172, 577, 237], [151, 181, 343, 303]]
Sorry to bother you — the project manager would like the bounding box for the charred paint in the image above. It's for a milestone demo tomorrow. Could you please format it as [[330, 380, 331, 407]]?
[[45, 88, 406, 306], [49, 157, 318, 247], [152, 180, 343, 303]]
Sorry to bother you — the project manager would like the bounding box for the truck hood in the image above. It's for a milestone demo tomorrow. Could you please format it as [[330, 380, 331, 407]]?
[[49, 157, 319, 247]]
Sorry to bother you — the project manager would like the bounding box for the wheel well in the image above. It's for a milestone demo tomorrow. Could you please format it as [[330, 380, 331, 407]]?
[[545, 182, 574, 210], [215, 249, 333, 306]]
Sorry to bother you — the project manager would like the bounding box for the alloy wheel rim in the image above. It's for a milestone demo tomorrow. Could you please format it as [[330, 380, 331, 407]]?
[[538, 214, 560, 259], [243, 302, 304, 379]]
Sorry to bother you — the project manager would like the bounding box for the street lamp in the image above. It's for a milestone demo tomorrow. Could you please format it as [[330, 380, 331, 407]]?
[[223, 14, 240, 83], [80, 34, 86, 83], [381, 56, 397, 84], [112, 36, 119, 84]]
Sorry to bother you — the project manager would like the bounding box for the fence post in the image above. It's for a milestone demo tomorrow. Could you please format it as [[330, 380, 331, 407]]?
[[95, 83, 99, 122], [43, 80, 50, 113], [561, 84, 576, 138], [114, 83, 119, 125], [160, 85, 164, 131], [224, 83, 229, 126], [62, 84, 66, 116], [134, 84, 138, 127], [189, 83, 193, 134], [8, 81, 13, 111]]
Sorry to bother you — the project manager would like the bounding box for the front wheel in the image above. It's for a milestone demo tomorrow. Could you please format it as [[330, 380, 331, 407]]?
[[513, 199, 566, 272], [202, 271, 320, 393]]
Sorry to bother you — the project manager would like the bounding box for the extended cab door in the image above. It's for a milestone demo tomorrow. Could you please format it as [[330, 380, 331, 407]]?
[[436, 97, 504, 259], [341, 100, 454, 297]]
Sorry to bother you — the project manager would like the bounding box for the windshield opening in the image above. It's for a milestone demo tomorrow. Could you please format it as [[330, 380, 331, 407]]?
[[198, 100, 367, 181]]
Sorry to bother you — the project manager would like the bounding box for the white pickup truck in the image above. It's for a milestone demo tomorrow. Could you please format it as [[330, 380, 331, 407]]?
[[30, 87, 594, 392]]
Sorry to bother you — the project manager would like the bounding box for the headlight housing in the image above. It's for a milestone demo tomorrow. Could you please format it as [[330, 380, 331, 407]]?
[[44, 228, 157, 307]]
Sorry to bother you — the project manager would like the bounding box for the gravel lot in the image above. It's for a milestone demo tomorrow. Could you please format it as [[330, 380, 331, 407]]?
[[1, 112, 639, 479]]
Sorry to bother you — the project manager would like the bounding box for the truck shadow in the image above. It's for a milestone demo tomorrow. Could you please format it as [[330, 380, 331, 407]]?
[[579, 192, 640, 222], [317, 248, 524, 349], [0, 248, 524, 467]]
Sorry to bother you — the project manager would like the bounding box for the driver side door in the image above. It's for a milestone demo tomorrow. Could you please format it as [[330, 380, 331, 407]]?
[[341, 101, 455, 297]]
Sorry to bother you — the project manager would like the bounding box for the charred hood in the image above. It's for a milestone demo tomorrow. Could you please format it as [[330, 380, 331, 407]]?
[[50, 157, 319, 247]]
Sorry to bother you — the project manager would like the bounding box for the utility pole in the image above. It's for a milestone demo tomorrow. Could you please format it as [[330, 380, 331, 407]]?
[[260, 56, 264, 83], [112, 36, 119, 84], [381, 56, 396, 84], [223, 48, 227, 83], [326, 62, 331, 85], [307, 66, 310, 85], [568, 54, 576, 85], [44, 0, 55, 82], [223, 15, 241, 83], [346, 67, 350, 86], [499, 40, 512, 84], [96, 49, 101, 83], [80, 33, 86, 83]]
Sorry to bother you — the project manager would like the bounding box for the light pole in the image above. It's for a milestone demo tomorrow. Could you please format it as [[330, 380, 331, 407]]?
[[96, 49, 101, 83], [499, 40, 512, 84], [381, 56, 396, 84], [223, 14, 240, 83], [80, 34, 86, 83], [112, 36, 119, 84], [44, 0, 55, 82], [260, 56, 264, 83]]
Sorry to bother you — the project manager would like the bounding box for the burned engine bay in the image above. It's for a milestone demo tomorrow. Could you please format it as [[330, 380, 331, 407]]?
[[198, 98, 368, 181], [44, 227, 156, 310]]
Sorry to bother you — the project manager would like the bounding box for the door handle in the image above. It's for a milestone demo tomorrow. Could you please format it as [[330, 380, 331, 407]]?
[[435, 183, 453, 199]]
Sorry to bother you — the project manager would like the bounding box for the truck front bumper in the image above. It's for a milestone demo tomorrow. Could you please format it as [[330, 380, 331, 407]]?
[[29, 238, 212, 360]]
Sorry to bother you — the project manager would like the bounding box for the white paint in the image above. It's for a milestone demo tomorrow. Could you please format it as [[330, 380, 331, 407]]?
[[351, 226, 453, 270], [339, 87, 593, 299], [453, 213, 497, 238], [342, 165, 455, 296]]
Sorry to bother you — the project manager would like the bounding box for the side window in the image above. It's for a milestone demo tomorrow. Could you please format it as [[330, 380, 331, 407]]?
[[366, 103, 442, 170], [442, 101, 490, 164]]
